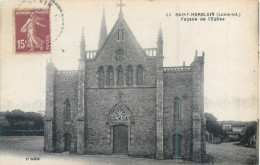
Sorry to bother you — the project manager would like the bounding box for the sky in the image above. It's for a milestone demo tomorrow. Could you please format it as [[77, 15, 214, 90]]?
[[0, 0, 258, 121]]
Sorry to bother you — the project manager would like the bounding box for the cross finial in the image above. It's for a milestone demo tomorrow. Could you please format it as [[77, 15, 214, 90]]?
[[118, 90, 123, 101], [117, 0, 125, 16]]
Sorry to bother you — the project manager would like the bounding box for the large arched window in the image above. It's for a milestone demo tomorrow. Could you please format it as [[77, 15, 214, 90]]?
[[136, 65, 144, 85], [174, 97, 181, 121], [107, 66, 114, 86], [117, 65, 123, 86], [98, 66, 105, 87], [64, 99, 71, 122], [126, 65, 133, 86]]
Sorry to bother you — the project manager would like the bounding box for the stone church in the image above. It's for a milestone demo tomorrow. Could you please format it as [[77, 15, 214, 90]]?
[[44, 2, 206, 162]]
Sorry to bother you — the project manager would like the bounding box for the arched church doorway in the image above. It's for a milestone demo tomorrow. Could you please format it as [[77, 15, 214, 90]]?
[[173, 134, 182, 158], [113, 124, 128, 154], [64, 133, 72, 152]]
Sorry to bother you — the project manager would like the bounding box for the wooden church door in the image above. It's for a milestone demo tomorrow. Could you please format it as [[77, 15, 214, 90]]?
[[113, 125, 128, 154], [64, 133, 72, 152], [173, 134, 182, 158]]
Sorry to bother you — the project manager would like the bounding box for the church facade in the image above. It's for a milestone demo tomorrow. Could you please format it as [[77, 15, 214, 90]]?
[[44, 4, 206, 162]]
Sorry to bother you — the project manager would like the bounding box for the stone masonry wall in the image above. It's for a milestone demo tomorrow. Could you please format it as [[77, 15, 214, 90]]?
[[54, 72, 78, 153], [85, 88, 157, 157], [83, 17, 159, 157], [163, 71, 193, 159], [85, 18, 157, 88], [45, 9, 206, 162]]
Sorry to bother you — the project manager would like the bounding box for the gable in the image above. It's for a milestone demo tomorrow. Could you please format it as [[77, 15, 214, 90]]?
[[93, 16, 148, 64]]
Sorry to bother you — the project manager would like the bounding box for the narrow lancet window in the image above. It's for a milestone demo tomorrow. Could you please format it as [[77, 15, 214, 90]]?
[[98, 66, 105, 87], [117, 65, 123, 86], [107, 66, 114, 86], [65, 99, 71, 122], [174, 97, 181, 121], [117, 29, 124, 40], [126, 65, 133, 86], [136, 65, 144, 85]]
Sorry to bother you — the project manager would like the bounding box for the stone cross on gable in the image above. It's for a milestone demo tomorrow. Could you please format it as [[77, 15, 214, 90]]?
[[117, 0, 125, 13]]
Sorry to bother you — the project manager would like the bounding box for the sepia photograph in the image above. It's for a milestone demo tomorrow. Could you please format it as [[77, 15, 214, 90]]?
[[0, 0, 258, 164]]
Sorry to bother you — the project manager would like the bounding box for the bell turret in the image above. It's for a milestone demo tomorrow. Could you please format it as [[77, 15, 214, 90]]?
[[98, 8, 108, 50], [80, 29, 86, 59], [156, 27, 163, 57]]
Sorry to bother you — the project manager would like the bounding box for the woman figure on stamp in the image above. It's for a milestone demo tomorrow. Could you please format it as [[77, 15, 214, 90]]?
[[21, 12, 46, 51]]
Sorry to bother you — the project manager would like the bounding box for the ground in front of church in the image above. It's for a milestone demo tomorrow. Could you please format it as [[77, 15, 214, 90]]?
[[0, 136, 257, 165]]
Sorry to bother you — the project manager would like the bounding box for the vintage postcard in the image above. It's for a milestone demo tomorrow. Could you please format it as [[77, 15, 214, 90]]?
[[0, 0, 258, 164]]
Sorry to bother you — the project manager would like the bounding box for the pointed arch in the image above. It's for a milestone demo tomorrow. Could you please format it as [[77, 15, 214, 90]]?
[[109, 103, 132, 123], [126, 65, 133, 86], [98, 66, 105, 87], [174, 97, 181, 121], [107, 66, 114, 86], [117, 65, 123, 86], [136, 65, 144, 85], [64, 99, 71, 122]]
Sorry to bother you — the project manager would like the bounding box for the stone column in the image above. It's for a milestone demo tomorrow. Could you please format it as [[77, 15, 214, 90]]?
[[77, 118, 85, 154], [104, 65, 107, 88], [114, 67, 117, 87], [76, 32, 87, 155], [44, 60, 56, 152], [192, 112, 202, 162], [77, 59, 85, 155], [44, 120, 53, 152], [123, 65, 126, 86], [156, 27, 164, 159], [133, 66, 136, 87], [156, 57, 164, 159], [191, 53, 205, 162]]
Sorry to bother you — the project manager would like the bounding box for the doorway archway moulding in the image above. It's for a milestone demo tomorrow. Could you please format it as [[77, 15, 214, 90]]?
[[107, 102, 134, 125]]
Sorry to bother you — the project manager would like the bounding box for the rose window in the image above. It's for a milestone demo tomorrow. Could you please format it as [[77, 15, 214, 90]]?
[[113, 109, 127, 121]]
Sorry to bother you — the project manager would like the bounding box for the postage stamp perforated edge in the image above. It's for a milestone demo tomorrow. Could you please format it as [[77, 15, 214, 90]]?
[[13, 8, 52, 55]]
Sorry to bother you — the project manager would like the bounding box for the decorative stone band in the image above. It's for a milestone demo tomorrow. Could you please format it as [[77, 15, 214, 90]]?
[[163, 66, 193, 72], [77, 116, 84, 121], [56, 70, 78, 75], [44, 116, 53, 121], [85, 50, 98, 59], [193, 112, 202, 120], [84, 48, 157, 59], [143, 48, 157, 57]]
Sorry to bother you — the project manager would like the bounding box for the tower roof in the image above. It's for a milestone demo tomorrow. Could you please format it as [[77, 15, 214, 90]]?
[[98, 8, 108, 50], [94, 0, 148, 60], [80, 28, 86, 59], [80, 28, 86, 46], [157, 26, 163, 43]]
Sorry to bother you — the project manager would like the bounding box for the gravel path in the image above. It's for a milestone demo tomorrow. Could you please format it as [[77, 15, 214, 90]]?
[[0, 136, 257, 165]]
